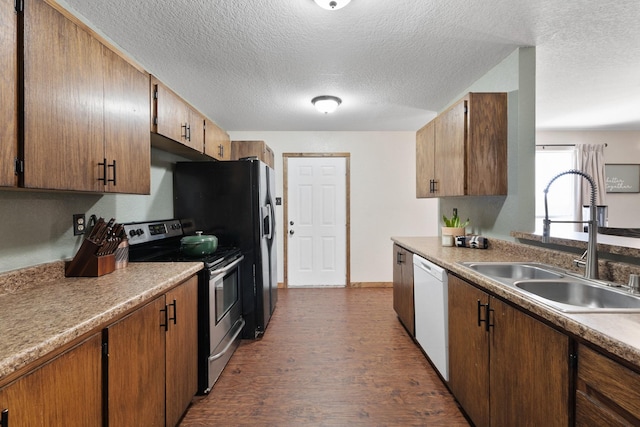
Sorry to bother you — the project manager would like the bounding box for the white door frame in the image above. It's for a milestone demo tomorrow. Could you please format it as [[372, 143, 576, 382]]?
[[283, 153, 350, 288]]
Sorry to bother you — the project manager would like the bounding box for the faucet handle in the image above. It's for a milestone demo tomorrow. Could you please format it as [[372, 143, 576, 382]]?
[[629, 274, 640, 294]]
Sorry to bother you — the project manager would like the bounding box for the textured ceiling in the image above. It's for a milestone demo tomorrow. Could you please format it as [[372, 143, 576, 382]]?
[[57, 0, 640, 132]]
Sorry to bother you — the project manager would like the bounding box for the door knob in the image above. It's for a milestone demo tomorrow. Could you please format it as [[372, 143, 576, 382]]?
[[290, 221, 294, 225], [289, 230, 295, 235]]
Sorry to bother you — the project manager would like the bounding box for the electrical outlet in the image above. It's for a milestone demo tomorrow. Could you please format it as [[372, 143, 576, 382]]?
[[73, 214, 86, 235]]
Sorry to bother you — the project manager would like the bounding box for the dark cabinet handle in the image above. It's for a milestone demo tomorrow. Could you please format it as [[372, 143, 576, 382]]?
[[1, 408, 8, 427], [107, 160, 116, 186], [181, 123, 188, 139], [218, 144, 224, 157], [430, 179, 438, 193], [488, 306, 495, 331], [160, 306, 168, 331], [97, 158, 107, 184], [168, 299, 177, 325], [186, 124, 191, 141], [477, 300, 488, 328], [396, 251, 404, 264]]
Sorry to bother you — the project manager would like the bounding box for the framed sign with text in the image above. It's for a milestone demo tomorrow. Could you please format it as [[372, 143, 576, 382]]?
[[605, 164, 640, 193]]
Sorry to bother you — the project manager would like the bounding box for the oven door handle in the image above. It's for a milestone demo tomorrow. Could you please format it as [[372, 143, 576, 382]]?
[[208, 318, 246, 362], [210, 255, 244, 276]]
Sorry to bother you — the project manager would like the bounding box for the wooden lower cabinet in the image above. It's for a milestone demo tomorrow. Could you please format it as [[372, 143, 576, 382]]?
[[165, 276, 199, 427], [0, 333, 103, 426], [576, 344, 640, 426], [392, 244, 415, 336], [106, 296, 166, 426], [448, 275, 571, 427], [106, 275, 198, 426]]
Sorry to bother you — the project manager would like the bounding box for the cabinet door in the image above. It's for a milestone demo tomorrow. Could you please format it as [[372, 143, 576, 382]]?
[[0, 0, 17, 187], [106, 296, 166, 427], [392, 245, 414, 336], [490, 296, 570, 427], [154, 80, 191, 145], [23, 0, 105, 191], [103, 47, 150, 194], [576, 344, 640, 426], [165, 276, 199, 427], [416, 120, 435, 198], [204, 119, 231, 160], [186, 108, 205, 153], [466, 93, 508, 196], [0, 333, 102, 426], [435, 99, 466, 196], [447, 275, 490, 427]]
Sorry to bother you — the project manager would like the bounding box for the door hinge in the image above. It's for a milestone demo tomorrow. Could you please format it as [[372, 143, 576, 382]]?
[[14, 158, 24, 175], [153, 89, 158, 100], [15, 0, 23, 13]]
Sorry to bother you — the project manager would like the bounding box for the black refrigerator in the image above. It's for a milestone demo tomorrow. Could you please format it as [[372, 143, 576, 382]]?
[[174, 159, 277, 339]]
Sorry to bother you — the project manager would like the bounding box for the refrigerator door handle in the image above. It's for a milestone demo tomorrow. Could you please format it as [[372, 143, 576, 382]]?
[[262, 204, 272, 239]]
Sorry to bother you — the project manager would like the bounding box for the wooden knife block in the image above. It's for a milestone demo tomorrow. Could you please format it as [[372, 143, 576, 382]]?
[[65, 240, 116, 277]]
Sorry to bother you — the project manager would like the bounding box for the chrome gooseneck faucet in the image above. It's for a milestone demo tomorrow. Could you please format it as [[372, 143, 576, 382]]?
[[543, 169, 599, 279]]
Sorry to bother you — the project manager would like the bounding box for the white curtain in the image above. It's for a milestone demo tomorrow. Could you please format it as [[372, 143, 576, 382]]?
[[574, 144, 606, 227]]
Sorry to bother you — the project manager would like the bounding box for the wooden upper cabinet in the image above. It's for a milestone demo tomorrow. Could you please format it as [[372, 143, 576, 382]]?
[[435, 99, 467, 196], [204, 119, 231, 161], [22, 0, 150, 193], [0, 333, 103, 427], [416, 92, 507, 198], [415, 120, 435, 197], [152, 77, 205, 153], [23, 0, 104, 192], [102, 48, 151, 194], [232, 140, 275, 168], [0, 0, 17, 187]]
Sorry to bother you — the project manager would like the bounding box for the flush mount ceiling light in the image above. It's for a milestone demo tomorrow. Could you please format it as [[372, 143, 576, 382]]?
[[311, 96, 342, 114], [313, 0, 351, 10]]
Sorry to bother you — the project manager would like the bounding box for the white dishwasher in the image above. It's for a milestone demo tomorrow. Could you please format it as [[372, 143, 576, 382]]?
[[413, 254, 449, 381]]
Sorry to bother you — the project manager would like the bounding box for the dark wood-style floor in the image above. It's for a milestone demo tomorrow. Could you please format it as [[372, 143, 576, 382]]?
[[179, 287, 469, 426]]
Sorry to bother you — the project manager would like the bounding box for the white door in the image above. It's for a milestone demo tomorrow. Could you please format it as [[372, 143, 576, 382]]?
[[287, 157, 347, 287]]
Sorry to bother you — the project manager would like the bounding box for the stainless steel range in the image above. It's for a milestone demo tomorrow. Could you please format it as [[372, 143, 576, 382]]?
[[124, 219, 244, 394]]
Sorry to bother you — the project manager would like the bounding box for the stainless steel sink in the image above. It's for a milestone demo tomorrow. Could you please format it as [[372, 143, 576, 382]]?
[[464, 262, 563, 280], [515, 280, 640, 312], [459, 261, 640, 313]]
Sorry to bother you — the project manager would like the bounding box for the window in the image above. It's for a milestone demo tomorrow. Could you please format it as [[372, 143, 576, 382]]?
[[535, 148, 576, 233]]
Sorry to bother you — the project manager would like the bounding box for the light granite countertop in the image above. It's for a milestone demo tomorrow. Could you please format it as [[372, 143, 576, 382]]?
[[392, 236, 640, 368], [0, 261, 203, 383]]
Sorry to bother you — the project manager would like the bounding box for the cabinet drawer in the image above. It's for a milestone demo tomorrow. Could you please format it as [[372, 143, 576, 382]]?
[[577, 344, 640, 423]]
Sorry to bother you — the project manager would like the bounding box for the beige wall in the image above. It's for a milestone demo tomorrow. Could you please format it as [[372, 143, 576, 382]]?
[[536, 130, 640, 228], [228, 131, 439, 283]]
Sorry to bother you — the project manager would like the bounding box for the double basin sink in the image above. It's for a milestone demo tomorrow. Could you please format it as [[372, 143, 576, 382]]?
[[460, 262, 640, 313]]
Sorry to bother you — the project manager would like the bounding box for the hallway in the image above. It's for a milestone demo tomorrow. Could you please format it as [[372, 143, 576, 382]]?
[[180, 287, 469, 426]]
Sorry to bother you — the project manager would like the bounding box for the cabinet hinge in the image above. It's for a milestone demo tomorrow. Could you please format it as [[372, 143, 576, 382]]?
[[569, 352, 578, 369], [14, 158, 24, 175], [15, 0, 23, 13]]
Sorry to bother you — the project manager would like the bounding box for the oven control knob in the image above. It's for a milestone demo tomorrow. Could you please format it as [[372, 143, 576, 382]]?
[[129, 229, 136, 237], [136, 228, 145, 236]]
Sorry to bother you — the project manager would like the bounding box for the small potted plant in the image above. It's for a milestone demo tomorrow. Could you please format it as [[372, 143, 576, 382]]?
[[441, 208, 469, 246]]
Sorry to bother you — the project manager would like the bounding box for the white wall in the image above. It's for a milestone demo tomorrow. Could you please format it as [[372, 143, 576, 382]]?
[[0, 149, 183, 273], [536, 130, 640, 227], [440, 47, 537, 238], [229, 131, 439, 283]]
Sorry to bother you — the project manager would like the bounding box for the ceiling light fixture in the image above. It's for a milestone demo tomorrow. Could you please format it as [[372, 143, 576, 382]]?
[[311, 96, 342, 114], [313, 0, 351, 11]]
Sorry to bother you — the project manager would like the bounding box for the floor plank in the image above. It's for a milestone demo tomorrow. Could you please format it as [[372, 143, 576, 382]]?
[[179, 287, 469, 426]]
